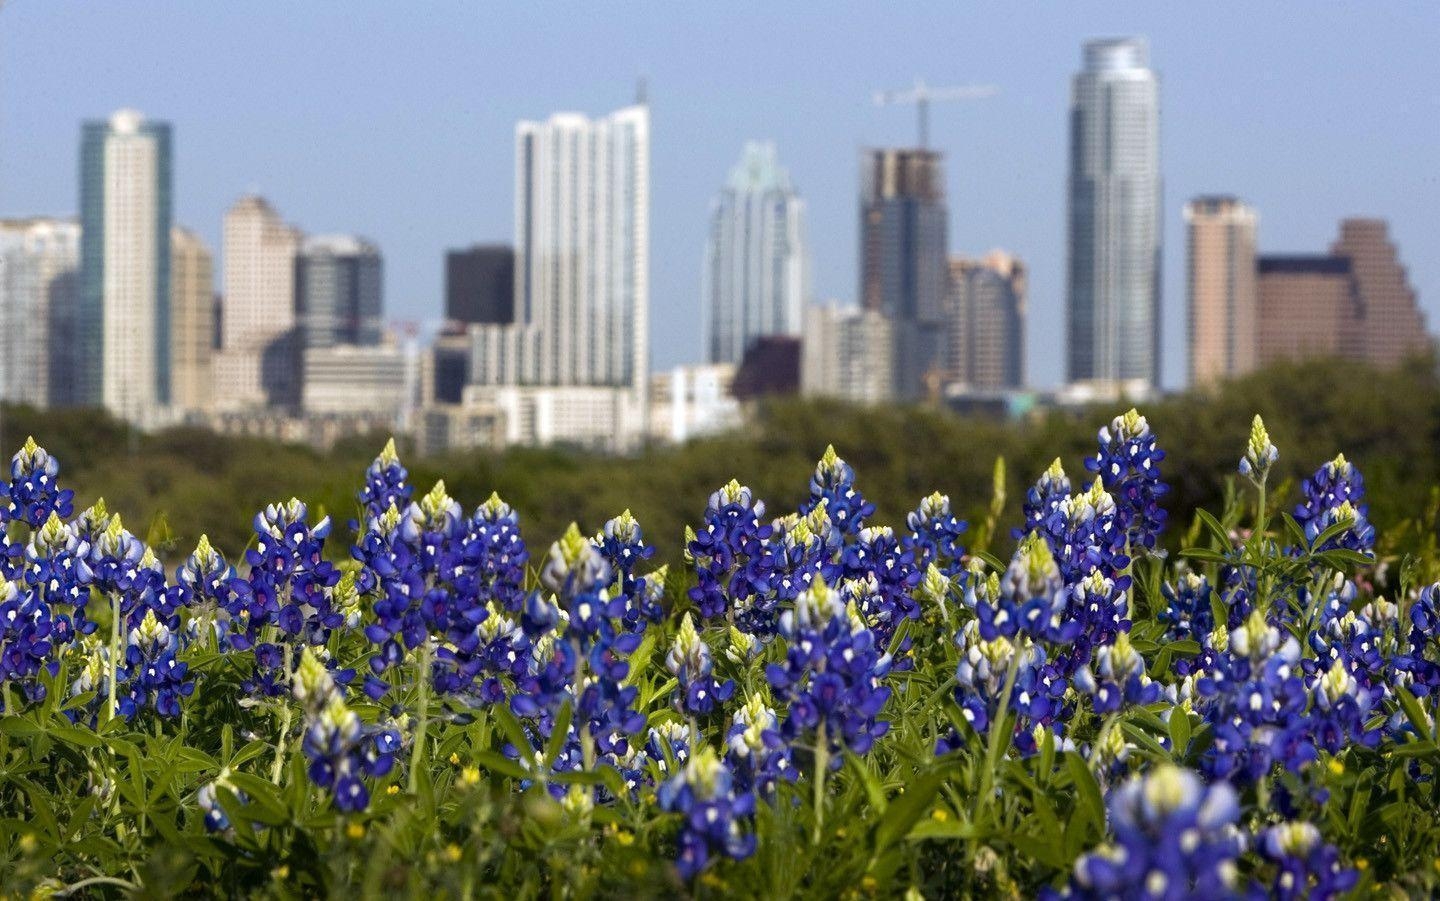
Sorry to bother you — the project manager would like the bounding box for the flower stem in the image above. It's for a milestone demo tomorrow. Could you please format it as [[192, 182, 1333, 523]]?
[[812, 720, 829, 846], [978, 640, 1023, 825], [106, 592, 121, 722], [270, 644, 294, 784], [408, 640, 432, 794]]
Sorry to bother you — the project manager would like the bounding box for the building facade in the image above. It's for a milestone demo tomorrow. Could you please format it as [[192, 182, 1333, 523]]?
[[1256, 256, 1363, 365], [297, 234, 383, 349], [78, 109, 173, 421], [445, 245, 514, 326], [1185, 196, 1258, 386], [169, 227, 214, 413], [648, 364, 742, 444], [1331, 218, 1429, 367], [1066, 38, 1161, 392], [702, 141, 808, 365], [946, 251, 1026, 391], [0, 218, 80, 408], [215, 195, 302, 410], [860, 148, 947, 400], [801, 303, 894, 404], [513, 104, 649, 392]]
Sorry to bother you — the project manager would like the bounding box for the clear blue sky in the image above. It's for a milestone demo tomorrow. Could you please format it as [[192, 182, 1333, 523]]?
[[3, 2, 1436, 389]]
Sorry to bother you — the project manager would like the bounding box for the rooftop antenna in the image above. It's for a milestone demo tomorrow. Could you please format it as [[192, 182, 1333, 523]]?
[[872, 78, 998, 148], [636, 76, 648, 106]]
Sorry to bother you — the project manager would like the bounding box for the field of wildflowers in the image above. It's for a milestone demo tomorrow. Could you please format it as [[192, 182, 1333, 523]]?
[[1, 409, 1438, 898]]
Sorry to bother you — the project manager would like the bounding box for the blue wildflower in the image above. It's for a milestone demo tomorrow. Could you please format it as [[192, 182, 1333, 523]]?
[[1086, 409, 1168, 551], [3, 437, 75, 528], [657, 747, 757, 880]]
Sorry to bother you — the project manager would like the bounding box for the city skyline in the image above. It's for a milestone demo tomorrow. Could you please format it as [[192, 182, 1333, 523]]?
[[2, 4, 1438, 390]]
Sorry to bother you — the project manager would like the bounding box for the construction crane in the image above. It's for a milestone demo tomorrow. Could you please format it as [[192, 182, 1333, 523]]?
[[872, 79, 998, 149]]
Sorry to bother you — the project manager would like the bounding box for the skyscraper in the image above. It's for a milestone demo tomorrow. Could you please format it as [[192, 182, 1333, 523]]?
[[1066, 38, 1161, 392], [214, 195, 302, 410], [702, 141, 808, 365], [513, 104, 649, 392], [297, 234, 383, 348], [946, 251, 1026, 391], [860, 148, 947, 400], [1256, 256, 1363, 365], [0, 218, 80, 408], [445, 245, 514, 326], [1330, 219, 1428, 367], [169, 227, 214, 413], [802, 303, 894, 404], [1185, 196, 1258, 386], [78, 108, 173, 421]]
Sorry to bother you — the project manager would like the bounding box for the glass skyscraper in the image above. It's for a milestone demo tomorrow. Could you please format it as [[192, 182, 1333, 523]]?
[[1066, 38, 1161, 390], [296, 234, 383, 348], [860, 148, 948, 400], [702, 141, 808, 365], [78, 108, 173, 420]]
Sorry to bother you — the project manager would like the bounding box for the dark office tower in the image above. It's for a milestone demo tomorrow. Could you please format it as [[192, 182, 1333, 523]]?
[[296, 234, 383, 348], [859, 148, 948, 400], [1330, 219, 1428, 368], [1066, 38, 1161, 391], [445, 245, 515, 326], [947, 251, 1026, 390]]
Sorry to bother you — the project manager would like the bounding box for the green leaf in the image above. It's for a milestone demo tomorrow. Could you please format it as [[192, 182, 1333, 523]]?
[[491, 704, 535, 757], [874, 762, 957, 851], [1180, 547, 1230, 565], [843, 749, 888, 816], [1396, 687, 1436, 741], [475, 749, 529, 781], [1064, 752, 1104, 830], [543, 700, 573, 769]]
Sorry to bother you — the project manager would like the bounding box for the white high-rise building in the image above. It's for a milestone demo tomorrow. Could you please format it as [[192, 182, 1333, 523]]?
[[513, 103, 649, 392], [0, 218, 81, 408], [702, 142, 808, 365], [461, 102, 650, 452], [801, 302, 894, 404], [1066, 38, 1161, 393], [78, 109, 173, 422], [214, 195, 303, 410]]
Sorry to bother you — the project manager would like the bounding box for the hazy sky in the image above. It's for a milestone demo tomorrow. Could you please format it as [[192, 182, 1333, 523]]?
[[3, 3, 1437, 389]]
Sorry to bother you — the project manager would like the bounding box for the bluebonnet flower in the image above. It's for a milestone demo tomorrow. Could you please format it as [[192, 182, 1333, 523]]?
[[1061, 765, 1243, 900], [938, 617, 1060, 755], [356, 438, 412, 525], [295, 649, 399, 812], [767, 503, 838, 605], [724, 693, 794, 795], [595, 509, 655, 602], [766, 579, 892, 759], [841, 526, 921, 635], [800, 446, 874, 537], [1086, 409, 1168, 551], [657, 747, 757, 880], [1292, 454, 1374, 553], [1399, 583, 1440, 697], [905, 491, 968, 576], [227, 498, 342, 697], [458, 492, 530, 614], [1018, 458, 1071, 540], [171, 534, 235, 646], [1191, 610, 1314, 783], [119, 607, 195, 718], [3, 437, 75, 528], [1259, 821, 1357, 901], [686, 480, 773, 623], [1238, 415, 1279, 486], [980, 532, 1077, 645], [665, 613, 734, 717], [1076, 631, 1160, 714], [0, 579, 64, 707], [196, 780, 242, 834], [1161, 572, 1215, 643], [1306, 660, 1379, 754]]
